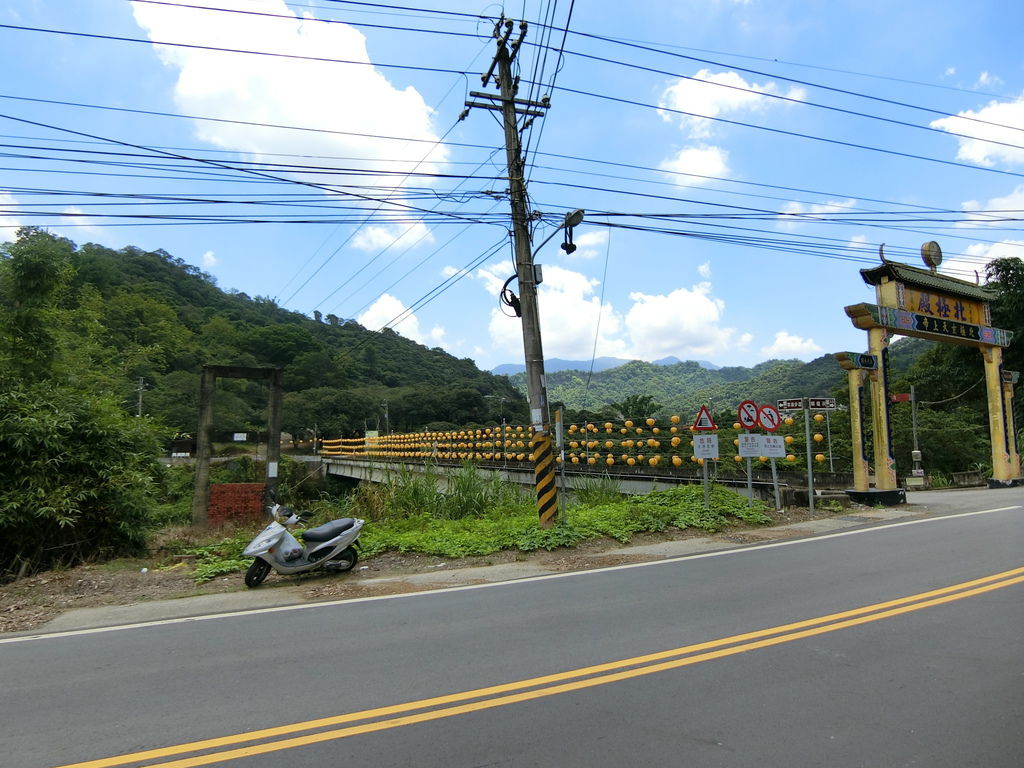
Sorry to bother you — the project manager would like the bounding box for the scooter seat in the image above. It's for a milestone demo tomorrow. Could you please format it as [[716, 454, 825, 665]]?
[[301, 518, 356, 542]]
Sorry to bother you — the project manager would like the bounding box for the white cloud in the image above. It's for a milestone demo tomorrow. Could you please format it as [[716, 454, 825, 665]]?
[[959, 184, 1024, 228], [476, 260, 515, 296], [357, 293, 434, 344], [948, 241, 1024, 282], [930, 94, 1024, 167], [60, 207, 103, 237], [131, 0, 448, 190], [778, 198, 857, 229], [563, 229, 608, 260], [760, 331, 822, 359], [0, 191, 22, 233], [440, 265, 459, 279], [480, 263, 753, 364], [487, 264, 628, 361], [975, 71, 1003, 90], [659, 69, 806, 140], [351, 221, 433, 251], [202, 250, 217, 268], [624, 282, 752, 360], [944, 67, 957, 77], [697, 261, 712, 279], [660, 145, 730, 184]]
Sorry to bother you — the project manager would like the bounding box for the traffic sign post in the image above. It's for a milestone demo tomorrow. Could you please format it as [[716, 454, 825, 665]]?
[[739, 431, 758, 507], [692, 405, 718, 432], [801, 398, 816, 513], [777, 396, 838, 512], [693, 429, 718, 511], [763, 435, 785, 510], [738, 400, 758, 429], [757, 404, 782, 432]]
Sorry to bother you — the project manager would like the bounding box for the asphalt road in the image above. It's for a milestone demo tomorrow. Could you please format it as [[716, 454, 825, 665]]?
[[4, 488, 1023, 768]]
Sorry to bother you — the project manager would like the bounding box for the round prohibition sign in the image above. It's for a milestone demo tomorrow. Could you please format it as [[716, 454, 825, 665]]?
[[738, 400, 758, 429], [757, 404, 782, 432]]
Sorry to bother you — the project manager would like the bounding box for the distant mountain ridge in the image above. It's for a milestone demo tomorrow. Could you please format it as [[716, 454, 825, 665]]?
[[500, 338, 931, 414], [492, 356, 720, 376]]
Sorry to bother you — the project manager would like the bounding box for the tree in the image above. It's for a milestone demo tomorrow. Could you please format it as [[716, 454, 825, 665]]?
[[0, 229, 165, 576], [612, 393, 661, 421], [0, 227, 74, 380]]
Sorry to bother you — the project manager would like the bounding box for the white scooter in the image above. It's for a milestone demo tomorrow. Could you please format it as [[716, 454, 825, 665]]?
[[242, 503, 365, 587]]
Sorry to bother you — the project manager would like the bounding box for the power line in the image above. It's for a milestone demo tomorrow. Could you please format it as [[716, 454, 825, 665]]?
[[0, 22, 472, 77], [552, 48, 1024, 156], [555, 29, 1014, 102], [9, 92, 1013, 225], [0, 110, 494, 225], [550, 83, 1024, 181], [565, 29, 1024, 138]]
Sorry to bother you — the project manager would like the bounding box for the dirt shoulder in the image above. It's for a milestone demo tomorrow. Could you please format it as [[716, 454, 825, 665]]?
[[0, 504, 873, 635]]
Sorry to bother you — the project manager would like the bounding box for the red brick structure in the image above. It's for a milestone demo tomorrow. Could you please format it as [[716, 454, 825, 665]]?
[[208, 483, 266, 526]]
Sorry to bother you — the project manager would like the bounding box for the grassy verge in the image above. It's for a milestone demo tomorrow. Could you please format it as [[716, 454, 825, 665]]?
[[162, 474, 770, 582]]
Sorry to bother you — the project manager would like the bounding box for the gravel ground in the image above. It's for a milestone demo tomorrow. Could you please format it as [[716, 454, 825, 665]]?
[[0, 505, 844, 634]]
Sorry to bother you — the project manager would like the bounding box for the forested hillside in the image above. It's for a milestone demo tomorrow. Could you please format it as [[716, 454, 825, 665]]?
[[3, 228, 527, 439], [507, 338, 932, 417]]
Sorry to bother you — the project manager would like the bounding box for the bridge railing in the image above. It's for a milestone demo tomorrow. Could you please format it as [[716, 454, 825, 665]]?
[[318, 415, 834, 472]]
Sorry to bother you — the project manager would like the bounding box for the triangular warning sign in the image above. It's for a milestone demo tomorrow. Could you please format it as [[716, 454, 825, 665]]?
[[692, 405, 717, 432]]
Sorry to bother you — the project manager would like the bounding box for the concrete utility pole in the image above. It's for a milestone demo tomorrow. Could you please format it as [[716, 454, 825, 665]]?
[[135, 377, 145, 417], [465, 18, 562, 527]]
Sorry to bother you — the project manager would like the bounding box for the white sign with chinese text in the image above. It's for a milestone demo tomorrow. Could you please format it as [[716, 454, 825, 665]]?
[[693, 434, 719, 459], [762, 435, 787, 458], [738, 434, 762, 458]]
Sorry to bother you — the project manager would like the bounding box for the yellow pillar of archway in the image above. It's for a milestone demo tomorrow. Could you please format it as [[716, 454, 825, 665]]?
[[1003, 371, 1021, 480], [867, 328, 898, 491], [835, 352, 872, 493], [983, 347, 1016, 484]]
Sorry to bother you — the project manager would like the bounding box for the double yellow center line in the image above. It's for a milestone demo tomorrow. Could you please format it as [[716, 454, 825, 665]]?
[[59, 565, 1024, 768]]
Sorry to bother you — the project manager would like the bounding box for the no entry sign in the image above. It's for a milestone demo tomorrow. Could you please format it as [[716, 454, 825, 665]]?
[[757, 404, 782, 432], [737, 400, 758, 429]]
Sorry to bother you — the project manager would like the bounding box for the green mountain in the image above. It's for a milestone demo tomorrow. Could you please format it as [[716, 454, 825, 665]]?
[[505, 338, 932, 419], [3, 230, 527, 438]]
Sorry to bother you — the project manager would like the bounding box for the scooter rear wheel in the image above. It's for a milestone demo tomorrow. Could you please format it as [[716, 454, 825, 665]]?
[[245, 558, 272, 587], [327, 546, 358, 572]]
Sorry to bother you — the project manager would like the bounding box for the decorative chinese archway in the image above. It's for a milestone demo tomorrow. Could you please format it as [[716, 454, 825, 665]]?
[[839, 244, 1020, 504]]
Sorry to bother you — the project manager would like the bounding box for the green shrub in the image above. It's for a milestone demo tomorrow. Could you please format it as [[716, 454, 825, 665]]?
[[571, 473, 624, 507], [0, 381, 166, 577], [184, 535, 251, 583]]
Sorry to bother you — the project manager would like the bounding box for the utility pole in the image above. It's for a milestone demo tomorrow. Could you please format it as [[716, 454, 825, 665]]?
[[135, 377, 145, 417], [465, 18, 561, 527], [381, 400, 390, 435]]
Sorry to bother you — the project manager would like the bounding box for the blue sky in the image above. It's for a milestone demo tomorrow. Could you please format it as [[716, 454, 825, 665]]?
[[2, 0, 1022, 371]]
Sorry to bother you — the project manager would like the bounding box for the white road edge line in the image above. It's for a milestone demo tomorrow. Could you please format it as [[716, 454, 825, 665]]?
[[3, 504, 1020, 645]]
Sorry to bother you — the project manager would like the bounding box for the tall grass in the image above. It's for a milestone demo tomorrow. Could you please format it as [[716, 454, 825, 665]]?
[[343, 462, 530, 522], [570, 473, 624, 507]]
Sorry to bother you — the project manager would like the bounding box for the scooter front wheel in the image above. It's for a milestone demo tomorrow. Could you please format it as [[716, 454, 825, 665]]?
[[326, 546, 358, 572], [245, 558, 272, 587]]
